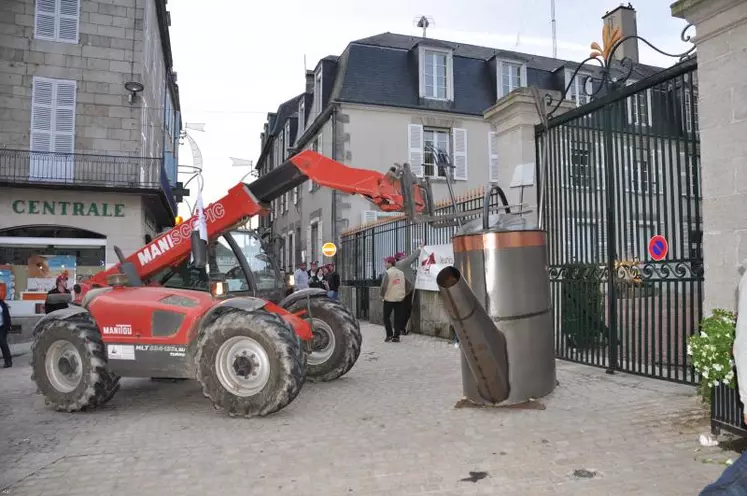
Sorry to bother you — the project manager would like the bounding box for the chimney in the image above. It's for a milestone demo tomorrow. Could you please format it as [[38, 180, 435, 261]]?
[[305, 70, 315, 94], [602, 3, 639, 64]]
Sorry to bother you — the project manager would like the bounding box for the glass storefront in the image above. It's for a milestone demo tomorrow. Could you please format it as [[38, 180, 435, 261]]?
[[0, 226, 106, 315]]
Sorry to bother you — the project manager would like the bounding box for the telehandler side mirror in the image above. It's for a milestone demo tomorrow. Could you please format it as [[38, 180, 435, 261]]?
[[190, 230, 207, 269]]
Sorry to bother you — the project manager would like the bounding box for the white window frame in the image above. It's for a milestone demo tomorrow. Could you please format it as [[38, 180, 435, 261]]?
[[625, 81, 653, 127], [497, 59, 528, 99], [560, 136, 606, 191], [423, 127, 450, 179], [564, 69, 592, 107], [418, 47, 454, 101], [298, 99, 305, 137], [35, 0, 80, 44], [307, 217, 321, 264], [287, 230, 295, 270], [308, 137, 320, 192], [313, 69, 323, 115], [284, 121, 291, 157], [684, 89, 698, 134]]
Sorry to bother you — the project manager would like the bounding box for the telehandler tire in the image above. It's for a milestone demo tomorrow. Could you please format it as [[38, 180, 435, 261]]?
[[195, 309, 305, 417], [31, 313, 119, 412], [285, 297, 362, 383]]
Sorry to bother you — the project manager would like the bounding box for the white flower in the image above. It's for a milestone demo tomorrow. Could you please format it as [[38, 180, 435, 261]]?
[[714, 363, 723, 372], [703, 369, 709, 378], [713, 380, 720, 387]]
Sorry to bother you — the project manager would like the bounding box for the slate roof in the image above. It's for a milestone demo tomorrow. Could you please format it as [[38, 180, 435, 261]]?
[[328, 32, 664, 116], [258, 31, 667, 166]]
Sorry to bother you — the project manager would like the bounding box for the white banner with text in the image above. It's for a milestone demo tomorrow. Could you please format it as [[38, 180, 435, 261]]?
[[414, 244, 455, 292]]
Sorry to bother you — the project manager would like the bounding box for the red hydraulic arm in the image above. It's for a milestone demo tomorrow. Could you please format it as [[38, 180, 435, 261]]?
[[82, 151, 425, 294]]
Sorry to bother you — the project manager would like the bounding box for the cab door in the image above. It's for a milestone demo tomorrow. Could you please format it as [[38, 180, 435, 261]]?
[[157, 234, 254, 298], [225, 230, 285, 303]]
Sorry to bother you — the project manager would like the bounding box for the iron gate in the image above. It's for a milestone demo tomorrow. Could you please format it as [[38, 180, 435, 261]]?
[[536, 57, 702, 385]]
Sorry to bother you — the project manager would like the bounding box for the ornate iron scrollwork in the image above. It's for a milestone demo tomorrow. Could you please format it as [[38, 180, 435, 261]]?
[[544, 23, 697, 118]]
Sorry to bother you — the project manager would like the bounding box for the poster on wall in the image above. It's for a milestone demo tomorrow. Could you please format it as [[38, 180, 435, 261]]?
[[414, 244, 455, 292], [0, 265, 15, 300], [26, 255, 77, 293]]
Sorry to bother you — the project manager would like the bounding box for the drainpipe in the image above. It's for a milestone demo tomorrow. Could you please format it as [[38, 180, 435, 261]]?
[[331, 104, 338, 265]]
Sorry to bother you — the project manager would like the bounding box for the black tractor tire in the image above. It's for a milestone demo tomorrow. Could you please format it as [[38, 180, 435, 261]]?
[[285, 297, 362, 383], [195, 309, 305, 417], [30, 313, 119, 412]]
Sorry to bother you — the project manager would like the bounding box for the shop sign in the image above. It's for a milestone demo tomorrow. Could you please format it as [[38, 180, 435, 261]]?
[[12, 200, 125, 217]]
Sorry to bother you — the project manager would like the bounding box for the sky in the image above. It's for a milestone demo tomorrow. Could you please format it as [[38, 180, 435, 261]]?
[[167, 0, 693, 217]]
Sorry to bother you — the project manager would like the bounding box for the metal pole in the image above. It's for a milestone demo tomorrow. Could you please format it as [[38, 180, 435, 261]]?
[[603, 104, 618, 375], [550, 0, 557, 59]]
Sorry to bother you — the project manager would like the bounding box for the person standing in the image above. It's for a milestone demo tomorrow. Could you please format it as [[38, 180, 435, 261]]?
[[394, 244, 422, 335], [0, 296, 12, 368], [380, 256, 411, 343], [699, 260, 747, 495], [294, 262, 309, 291], [44, 274, 71, 314], [325, 263, 341, 301]]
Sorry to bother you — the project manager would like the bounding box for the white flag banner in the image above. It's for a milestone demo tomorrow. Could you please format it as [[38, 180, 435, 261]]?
[[414, 244, 455, 292], [195, 193, 208, 242]]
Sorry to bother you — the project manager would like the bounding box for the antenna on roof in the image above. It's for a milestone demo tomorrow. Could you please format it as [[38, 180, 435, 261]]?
[[550, 0, 557, 58], [304, 54, 307, 72], [413, 15, 434, 38]]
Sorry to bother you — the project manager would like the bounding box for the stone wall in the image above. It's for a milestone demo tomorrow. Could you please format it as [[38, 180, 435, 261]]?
[[0, 0, 166, 156], [672, 0, 747, 313]]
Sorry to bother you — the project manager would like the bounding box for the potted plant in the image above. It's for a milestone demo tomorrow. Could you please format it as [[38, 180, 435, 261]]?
[[687, 309, 738, 405]]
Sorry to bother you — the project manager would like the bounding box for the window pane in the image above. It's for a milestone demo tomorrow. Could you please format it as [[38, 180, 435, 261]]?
[[232, 231, 281, 291]]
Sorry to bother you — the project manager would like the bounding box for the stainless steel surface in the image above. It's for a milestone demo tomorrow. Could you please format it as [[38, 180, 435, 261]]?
[[442, 227, 556, 406], [436, 266, 510, 405]]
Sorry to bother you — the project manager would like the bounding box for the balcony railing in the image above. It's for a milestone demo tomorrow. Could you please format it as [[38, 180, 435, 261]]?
[[0, 148, 165, 190]]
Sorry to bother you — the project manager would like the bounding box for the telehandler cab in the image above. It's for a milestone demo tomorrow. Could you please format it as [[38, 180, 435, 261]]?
[[31, 151, 429, 417]]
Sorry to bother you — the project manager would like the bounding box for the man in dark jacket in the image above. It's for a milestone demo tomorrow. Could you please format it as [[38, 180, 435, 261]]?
[[325, 263, 341, 301], [0, 296, 12, 368]]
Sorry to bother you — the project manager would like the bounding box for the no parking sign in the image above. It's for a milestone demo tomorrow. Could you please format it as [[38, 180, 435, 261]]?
[[648, 235, 669, 261]]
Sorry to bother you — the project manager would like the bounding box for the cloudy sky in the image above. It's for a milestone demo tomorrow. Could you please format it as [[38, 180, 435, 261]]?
[[168, 0, 692, 215]]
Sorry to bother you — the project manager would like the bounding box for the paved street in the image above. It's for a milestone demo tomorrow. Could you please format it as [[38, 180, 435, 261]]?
[[0, 323, 733, 496]]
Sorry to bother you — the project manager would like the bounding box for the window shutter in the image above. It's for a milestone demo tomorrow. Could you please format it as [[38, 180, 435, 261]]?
[[35, 0, 56, 40], [306, 224, 312, 262], [408, 124, 424, 177], [317, 220, 324, 259], [488, 132, 499, 183], [30, 78, 54, 154], [452, 128, 468, 180], [646, 89, 653, 127], [58, 0, 80, 43], [54, 80, 76, 154]]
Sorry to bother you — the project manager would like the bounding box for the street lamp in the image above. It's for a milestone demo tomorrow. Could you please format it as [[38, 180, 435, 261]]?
[[231, 156, 256, 182]]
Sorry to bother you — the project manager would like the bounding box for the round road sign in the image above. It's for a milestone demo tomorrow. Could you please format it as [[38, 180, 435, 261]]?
[[648, 235, 668, 261], [322, 242, 337, 257]]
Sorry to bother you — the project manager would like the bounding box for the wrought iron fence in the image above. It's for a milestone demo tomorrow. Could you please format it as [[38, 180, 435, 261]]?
[[712, 382, 747, 437], [339, 189, 505, 286], [0, 148, 164, 190], [536, 58, 703, 386]]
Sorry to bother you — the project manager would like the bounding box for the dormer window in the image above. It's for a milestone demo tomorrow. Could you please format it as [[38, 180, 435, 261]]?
[[565, 69, 592, 106], [497, 59, 527, 99], [418, 46, 454, 101], [284, 121, 291, 157], [298, 99, 305, 135], [314, 69, 323, 114]]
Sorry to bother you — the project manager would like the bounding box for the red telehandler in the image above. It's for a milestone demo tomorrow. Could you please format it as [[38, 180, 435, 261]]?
[[30, 151, 429, 417]]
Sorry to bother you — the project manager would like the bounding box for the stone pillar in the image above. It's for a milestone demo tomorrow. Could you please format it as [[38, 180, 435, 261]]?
[[672, 0, 747, 312], [482, 87, 574, 226]]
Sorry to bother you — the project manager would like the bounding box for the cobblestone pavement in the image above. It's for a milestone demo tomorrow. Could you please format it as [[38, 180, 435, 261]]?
[[0, 323, 734, 496]]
